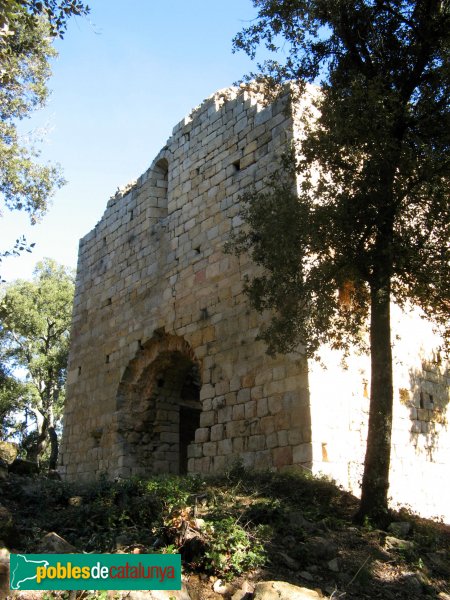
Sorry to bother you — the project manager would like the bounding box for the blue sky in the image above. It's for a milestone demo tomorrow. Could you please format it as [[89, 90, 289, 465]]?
[[2, 0, 266, 280]]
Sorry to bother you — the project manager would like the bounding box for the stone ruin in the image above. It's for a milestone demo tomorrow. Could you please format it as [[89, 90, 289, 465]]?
[[60, 85, 449, 521]]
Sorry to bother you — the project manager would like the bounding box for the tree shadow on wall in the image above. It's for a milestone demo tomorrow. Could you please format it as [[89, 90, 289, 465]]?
[[402, 353, 449, 462]]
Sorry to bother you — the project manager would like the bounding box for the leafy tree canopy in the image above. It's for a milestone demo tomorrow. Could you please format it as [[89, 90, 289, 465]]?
[[0, 0, 89, 268], [0, 258, 74, 466], [233, 0, 449, 355]]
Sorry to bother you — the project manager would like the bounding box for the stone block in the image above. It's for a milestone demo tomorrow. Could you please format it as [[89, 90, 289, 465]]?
[[225, 419, 246, 438], [218, 438, 233, 455], [277, 430, 289, 447], [218, 405, 232, 423], [210, 424, 224, 442], [187, 443, 203, 459], [200, 411, 215, 427], [251, 386, 263, 400], [268, 395, 282, 415], [232, 437, 244, 453], [200, 457, 212, 473], [254, 450, 271, 470], [213, 454, 227, 471], [200, 384, 214, 401], [293, 443, 313, 464], [195, 428, 210, 443], [257, 398, 268, 417], [237, 388, 251, 403], [248, 434, 266, 452], [272, 446, 293, 468], [232, 404, 245, 420], [212, 396, 225, 410], [203, 442, 217, 457], [288, 429, 304, 445], [260, 416, 275, 435], [266, 432, 279, 449], [245, 400, 256, 419]]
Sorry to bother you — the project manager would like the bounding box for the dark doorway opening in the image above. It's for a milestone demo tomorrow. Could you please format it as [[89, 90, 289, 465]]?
[[180, 405, 201, 474]]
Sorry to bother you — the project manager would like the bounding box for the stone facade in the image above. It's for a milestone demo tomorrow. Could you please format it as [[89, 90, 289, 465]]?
[[60, 86, 449, 522]]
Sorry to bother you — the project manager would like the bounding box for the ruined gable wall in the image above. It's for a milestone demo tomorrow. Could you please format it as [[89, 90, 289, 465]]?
[[60, 86, 312, 481]]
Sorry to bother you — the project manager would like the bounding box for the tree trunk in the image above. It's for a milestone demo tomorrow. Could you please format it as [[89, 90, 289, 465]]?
[[48, 425, 58, 470], [26, 408, 48, 466], [356, 275, 393, 526]]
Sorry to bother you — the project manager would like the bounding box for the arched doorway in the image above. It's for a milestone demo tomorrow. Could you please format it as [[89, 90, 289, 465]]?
[[116, 334, 201, 476]]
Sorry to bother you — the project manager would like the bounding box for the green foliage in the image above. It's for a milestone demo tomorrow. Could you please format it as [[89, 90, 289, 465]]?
[[0, 0, 89, 268], [1, 4, 62, 220], [231, 169, 370, 357], [145, 473, 204, 512], [202, 516, 265, 579], [0, 258, 74, 462], [232, 0, 449, 355], [2, 470, 449, 596]]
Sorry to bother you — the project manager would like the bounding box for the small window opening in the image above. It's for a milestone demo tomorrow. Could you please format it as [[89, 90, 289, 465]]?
[[130, 209, 134, 221], [105, 355, 110, 364], [419, 390, 424, 409], [184, 132, 190, 142], [157, 377, 165, 388], [107, 297, 112, 305], [103, 237, 107, 245], [78, 366, 82, 376], [195, 246, 201, 254], [232, 159, 241, 172], [428, 393, 434, 408], [200, 307, 208, 320], [195, 167, 200, 175]]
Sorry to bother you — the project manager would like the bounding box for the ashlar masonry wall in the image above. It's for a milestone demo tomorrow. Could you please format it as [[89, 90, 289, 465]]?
[[60, 86, 312, 482], [61, 85, 449, 522]]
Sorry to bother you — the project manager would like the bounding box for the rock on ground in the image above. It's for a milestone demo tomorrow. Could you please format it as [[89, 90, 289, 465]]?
[[36, 532, 77, 553], [0, 442, 18, 465], [253, 581, 322, 600]]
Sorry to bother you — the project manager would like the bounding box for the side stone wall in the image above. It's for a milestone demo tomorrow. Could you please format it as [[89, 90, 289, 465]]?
[[308, 305, 449, 522]]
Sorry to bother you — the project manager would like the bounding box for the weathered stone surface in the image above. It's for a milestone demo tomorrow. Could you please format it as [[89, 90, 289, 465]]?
[[231, 580, 255, 600], [305, 537, 337, 561], [0, 547, 10, 595], [0, 442, 18, 465], [288, 510, 316, 532], [37, 532, 77, 553], [253, 581, 322, 600], [327, 558, 340, 572], [278, 552, 300, 571], [384, 536, 415, 552], [68, 496, 83, 506], [388, 521, 411, 538], [213, 578, 231, 594]]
